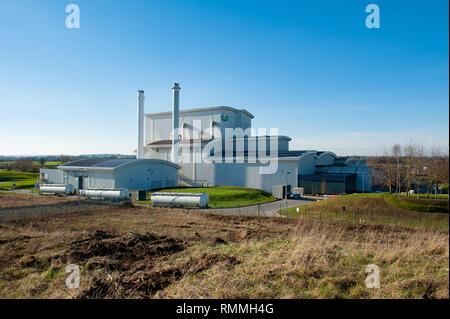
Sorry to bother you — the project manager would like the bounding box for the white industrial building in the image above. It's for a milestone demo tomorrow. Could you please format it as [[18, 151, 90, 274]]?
[[41, 158, 179, 191], [41, 83, 372, 194], [139, 84, 372, 194]]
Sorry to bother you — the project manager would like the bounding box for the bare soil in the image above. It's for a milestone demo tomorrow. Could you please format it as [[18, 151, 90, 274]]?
[[0, 193, 79, 209]]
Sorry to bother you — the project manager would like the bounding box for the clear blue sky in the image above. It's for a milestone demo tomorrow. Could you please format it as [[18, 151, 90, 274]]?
[[0, 0, 448, 156]]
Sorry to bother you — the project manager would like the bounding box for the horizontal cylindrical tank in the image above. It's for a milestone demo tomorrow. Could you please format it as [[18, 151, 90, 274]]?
[[40, 184, 75, 195], [81, 188, 131, 201], [151, 192, 209, 208]]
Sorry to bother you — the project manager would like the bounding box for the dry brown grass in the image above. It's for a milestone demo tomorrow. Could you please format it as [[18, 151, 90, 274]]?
[[0, 192, 79, 208], [0, 195, 448, 299]]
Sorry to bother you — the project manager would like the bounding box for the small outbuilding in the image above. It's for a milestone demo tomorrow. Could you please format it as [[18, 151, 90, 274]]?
[[57, 158, 180, 191]]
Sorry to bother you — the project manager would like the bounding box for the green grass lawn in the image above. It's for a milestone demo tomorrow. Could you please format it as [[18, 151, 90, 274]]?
[[0, 170, 38, 190], [136, 186, 276, 208], [282, 193, 449, 230]]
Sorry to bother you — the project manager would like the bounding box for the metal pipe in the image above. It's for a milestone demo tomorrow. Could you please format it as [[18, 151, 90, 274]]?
[[137, 90, 145, 159], [172, 83, 181, 163]]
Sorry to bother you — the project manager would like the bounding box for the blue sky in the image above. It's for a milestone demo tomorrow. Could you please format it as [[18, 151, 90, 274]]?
[[0, 0, 448, 156]]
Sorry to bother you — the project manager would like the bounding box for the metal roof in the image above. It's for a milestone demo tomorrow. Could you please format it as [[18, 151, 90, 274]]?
[[60, 158, 135, 168], [148, 139, 213, 146], [146, 106, 254, 119], [59, 158, 181, 171], [277, 150, 310, 157]]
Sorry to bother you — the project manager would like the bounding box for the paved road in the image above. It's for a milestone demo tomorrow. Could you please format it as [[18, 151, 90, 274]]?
[[205, 199, 314, 217]]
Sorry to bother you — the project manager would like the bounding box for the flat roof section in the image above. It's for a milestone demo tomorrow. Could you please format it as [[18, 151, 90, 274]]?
[[146, 106, 254, 119]]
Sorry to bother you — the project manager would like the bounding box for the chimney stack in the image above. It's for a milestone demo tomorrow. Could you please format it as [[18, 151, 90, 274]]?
[[137, 90, 145, 159], [171, 83, 181, 163]]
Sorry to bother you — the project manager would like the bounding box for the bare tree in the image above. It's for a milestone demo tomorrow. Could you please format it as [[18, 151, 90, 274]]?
[[373, 142, 449, 197], [413, 144, 425, 198], [60, 155, 71, 164], [435, 145, 449, 197], [39, 157, 46, 168], [14, 158, 36, 172], [403, 143, 417, 197], [392, 144, 402, 193], [369, 149, 395, 193]]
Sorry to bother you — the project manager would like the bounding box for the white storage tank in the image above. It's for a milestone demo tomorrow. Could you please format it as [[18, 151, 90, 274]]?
[[39, 184, 75, 195], [151, 192, 209, 208], [80, 188, 131, 201]]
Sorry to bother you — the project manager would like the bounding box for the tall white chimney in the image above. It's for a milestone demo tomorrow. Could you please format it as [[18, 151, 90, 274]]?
[[137, 90, 145, 159], [171, 83, 181, 163]]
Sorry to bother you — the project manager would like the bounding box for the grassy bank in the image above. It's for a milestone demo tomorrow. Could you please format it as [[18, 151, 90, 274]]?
[[136, 186, 276, 208], [398, 193, 449, 200], [282, 193, 449, 230], [0, 170, 38, 190]]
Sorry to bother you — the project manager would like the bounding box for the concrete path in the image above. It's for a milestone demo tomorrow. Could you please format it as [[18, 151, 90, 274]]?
[[205, 199, 313, 217]]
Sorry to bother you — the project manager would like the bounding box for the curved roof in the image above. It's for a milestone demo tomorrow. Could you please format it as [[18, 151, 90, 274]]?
[[316, 151, 338, 160], [59, 158, 180, 171]]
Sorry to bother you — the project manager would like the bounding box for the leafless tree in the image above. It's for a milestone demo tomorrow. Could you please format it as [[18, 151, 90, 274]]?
[[369, 149, 395, 193], [392, 144, 402, 193], [14, 158, 36, 172], [60, 155, 71, 164], [371, 142, 449, 197], [403, 143, 417, 197]]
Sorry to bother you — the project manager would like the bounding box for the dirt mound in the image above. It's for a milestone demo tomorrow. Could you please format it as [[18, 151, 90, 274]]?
[[80, 252, 239, 298], [57, 230, 238, 298], [114, 201, 135, 209], [60, 231, 185, 270], [214, 237, 227, 245]]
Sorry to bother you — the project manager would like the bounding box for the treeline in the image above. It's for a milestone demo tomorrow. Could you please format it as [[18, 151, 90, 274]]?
[[368, 143, 449, 197], [0, 154, 135, 173], [0, 156, 72, 173]]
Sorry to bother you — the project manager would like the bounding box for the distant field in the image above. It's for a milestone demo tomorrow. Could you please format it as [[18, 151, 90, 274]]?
[[283, 193, 449, 230], [0, 161, 61, 168], [0, 170, 38, 190], [137, 186, 276, 208]]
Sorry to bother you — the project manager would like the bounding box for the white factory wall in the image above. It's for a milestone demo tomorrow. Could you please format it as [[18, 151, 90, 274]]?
[[64, 171, 115, 190], [144, 147, 171, 161], [86, 172, 116, 189], [146, 108, 252, 144], [233, 136, 290, 153], [146, 115, 171, 143], [297, 152, 317, 175], [114, 162, 178, 190], [182, 160, 298, 193], [39, 168, 63, 184]]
